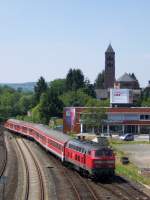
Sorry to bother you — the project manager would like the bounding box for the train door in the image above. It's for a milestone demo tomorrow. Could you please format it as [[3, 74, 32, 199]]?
[[81, 152, 86, 169]]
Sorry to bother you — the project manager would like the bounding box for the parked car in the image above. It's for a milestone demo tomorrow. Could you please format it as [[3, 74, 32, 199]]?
[[120, 133, 134, 141]]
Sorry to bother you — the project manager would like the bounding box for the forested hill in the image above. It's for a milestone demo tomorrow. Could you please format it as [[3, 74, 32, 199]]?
[[0, 82, 36, 92]]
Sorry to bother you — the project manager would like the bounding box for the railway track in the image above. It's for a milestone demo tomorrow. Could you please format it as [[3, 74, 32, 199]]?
[[111, 177, 150, 200], [46, 153, 100, 200], [46, 153, 150, 200], [0, 132, 7, 179], [73, 171, 99, 200], [15, 138, 45, 200], [0, 130, 7, 200], [13, 135, 150, 200], [94, 178, 150, 200], [63, 169, 99, 200], [15, 139, 29, 200]]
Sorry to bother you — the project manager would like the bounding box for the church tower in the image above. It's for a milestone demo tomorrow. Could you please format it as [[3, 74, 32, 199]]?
[[104, 44, 115, 89]]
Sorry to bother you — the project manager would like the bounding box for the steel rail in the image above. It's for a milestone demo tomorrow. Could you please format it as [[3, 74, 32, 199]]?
[[22, 139, 45, 200], [15, 139, 30, 200]]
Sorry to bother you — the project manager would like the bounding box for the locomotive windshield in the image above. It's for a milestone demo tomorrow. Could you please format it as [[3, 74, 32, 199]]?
[[95, 149, 113, 157]]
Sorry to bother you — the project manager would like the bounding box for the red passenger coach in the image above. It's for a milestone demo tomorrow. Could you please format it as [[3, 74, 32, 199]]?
[[5, 119, 115, 178], [5, 119, 70, 161]]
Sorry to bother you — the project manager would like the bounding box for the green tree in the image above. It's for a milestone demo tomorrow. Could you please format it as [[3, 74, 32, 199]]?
[[83, 78, 96, 98], [142, 87, 150, 100], [46, 89, 64, 118], [35, 89, 64, 124], [0, 86, 27, 120], [94, 70, 105, 89], [66, 68, 85, 91], [38, 93, 50, 124], [81, 107, 107, 134], [141, 97, 150, 107], [18, 95, 34, 115], [31, 104, 41, 123], [86, 98, 109, 107], [60, 89, 92, 107], [49, 79, 66, 95], [34, 76, 48, 103]]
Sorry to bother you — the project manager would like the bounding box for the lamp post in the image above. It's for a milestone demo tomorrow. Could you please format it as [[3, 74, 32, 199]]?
[[79, 119, 83, 135]]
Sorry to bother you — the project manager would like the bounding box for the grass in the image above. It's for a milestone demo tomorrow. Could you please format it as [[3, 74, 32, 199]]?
[[112, 146, 150, 186], [109, 138, 150, 145]]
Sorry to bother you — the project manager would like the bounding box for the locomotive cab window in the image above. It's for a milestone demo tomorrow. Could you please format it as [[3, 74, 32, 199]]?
[[95, 149, 113, 157]]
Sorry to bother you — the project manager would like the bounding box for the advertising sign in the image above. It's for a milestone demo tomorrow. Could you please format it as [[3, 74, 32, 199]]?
[[65, 108, 75, 129], [110, 89, 133, 104]]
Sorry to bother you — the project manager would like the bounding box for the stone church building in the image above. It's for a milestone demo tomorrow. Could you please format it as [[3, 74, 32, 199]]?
[[104, 44, 115, 89], [95, 44, 141, 101]]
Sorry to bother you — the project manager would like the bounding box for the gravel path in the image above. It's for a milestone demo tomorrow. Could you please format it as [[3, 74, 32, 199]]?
[[116, 144, 150, 168]]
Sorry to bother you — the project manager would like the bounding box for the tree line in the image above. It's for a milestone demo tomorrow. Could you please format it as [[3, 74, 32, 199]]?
[[0, 68, 149, 124], [1, 68, 106, 123], [25, 68, 108, 124]]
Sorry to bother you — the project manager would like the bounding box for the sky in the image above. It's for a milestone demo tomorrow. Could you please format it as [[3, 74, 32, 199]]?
[[0, 0, 150, 87]]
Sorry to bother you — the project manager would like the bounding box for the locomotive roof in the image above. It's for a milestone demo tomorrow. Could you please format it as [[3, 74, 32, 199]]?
[[8, 119, 71, 143], [68, 138, 109, 151]]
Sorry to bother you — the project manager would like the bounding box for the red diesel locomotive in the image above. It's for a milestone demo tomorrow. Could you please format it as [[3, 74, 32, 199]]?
[[4, 119, 115, 177]]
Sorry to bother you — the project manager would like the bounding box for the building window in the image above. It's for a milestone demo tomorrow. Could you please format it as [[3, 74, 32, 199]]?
[[140, 115, 150, 120]]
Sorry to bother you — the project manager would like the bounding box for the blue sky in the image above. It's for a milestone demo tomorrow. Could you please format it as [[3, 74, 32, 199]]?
[[0, 0, 150, 87]]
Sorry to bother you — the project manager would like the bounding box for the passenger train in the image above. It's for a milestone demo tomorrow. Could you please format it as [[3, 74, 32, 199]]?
[[4, 119, 115, 178]]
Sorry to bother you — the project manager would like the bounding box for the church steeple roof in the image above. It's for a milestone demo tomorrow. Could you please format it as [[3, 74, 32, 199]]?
[[105, 43, 114, 53]]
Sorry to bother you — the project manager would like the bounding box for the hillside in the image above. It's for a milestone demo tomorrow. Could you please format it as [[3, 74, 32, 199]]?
[[0, 82, 36, 92]]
